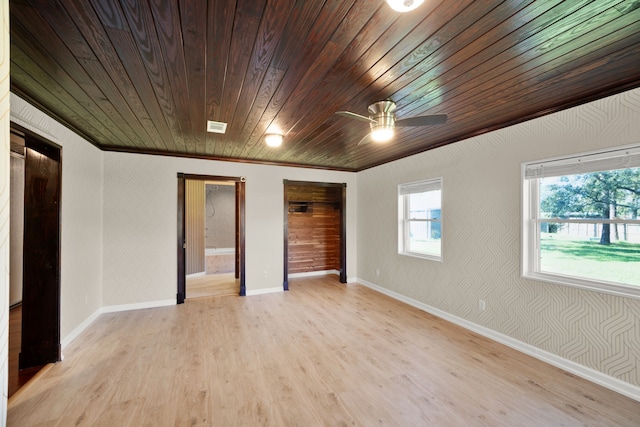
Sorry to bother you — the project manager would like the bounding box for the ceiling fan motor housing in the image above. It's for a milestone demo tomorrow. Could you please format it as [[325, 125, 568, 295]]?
[[368, 100, 396, 135]]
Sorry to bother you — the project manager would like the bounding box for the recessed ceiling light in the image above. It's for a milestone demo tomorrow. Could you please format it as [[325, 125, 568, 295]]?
[[207, 120, 227, 134]]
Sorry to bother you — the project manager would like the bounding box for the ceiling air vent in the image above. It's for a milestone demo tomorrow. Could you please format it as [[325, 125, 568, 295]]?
[[207, 120, 227, 134]]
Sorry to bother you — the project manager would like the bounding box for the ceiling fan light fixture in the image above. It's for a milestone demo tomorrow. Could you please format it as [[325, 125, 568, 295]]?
[[369, 100, 396, 142], [265, 133, 283, 147], [336, 99, 447, 146], [385, 0, 425, 12], [371, 127, 394, 143]]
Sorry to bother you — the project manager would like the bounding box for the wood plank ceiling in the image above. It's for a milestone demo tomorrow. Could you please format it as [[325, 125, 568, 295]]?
[[9, 0, 640, 172]]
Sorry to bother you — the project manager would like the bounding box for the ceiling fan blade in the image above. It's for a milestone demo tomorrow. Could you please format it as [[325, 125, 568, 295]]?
[[356, 133, 372, 146], [395, 114, 448, 127], [335, 111, 377, 123]]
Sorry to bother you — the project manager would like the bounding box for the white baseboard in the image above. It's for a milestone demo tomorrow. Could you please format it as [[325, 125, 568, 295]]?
[[61, 299, 176, 351], [289, 270, 360, 284], [246, 287, 283, 296], [61, 309, 102, 350], [101, 299, 176, 314], [358, 279, 640, 403], [288, 270, 339, 278], [62, 299, 177, 351], [186, 272, 205, 279]]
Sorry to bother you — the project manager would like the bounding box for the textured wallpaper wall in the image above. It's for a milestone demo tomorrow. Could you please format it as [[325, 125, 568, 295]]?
[[102, 153, 357, 305], [357, 88, 640, 390], [205, 184, 235, 249], [10, 95, 104, 343], [1, 0, 9, 417]]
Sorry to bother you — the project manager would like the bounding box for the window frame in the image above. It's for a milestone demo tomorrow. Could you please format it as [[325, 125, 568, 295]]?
[[398, 177, 443, 261], [521, 144, 640, 299]]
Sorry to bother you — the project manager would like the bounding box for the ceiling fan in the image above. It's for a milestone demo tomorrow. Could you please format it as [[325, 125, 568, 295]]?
[[336, 100, 447, 145]]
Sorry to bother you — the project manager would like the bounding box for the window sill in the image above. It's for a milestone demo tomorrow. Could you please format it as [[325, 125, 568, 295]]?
[[522, 271, 640, 300]]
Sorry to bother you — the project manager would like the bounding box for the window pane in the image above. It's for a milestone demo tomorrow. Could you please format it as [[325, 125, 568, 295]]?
[[409, 190, 441, 220], [539, 224, 640, 286], [540, 168, 640, 220], [399, 179, 442, 260], [523, 146, 640, 297], [408, 220, 441, 256]]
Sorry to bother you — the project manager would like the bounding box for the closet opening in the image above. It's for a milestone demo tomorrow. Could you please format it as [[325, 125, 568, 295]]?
[[283, 180, 346, 290]]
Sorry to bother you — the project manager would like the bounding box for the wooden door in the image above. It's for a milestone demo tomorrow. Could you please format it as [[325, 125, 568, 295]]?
[[177, 175, 186, 303], [236, 180, 246, 296], [19, 136, 61, 369]]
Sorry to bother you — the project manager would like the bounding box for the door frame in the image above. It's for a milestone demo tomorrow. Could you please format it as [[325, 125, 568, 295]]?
[[12, 125, 62, 369], [283, 180, 347, 290], [177, 173, 246, 303]]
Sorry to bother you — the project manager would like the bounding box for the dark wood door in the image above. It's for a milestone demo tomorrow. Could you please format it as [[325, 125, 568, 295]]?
[[236, 180, 246, 296], [177, 174, 186, 304], [19, 137, 61, 369]]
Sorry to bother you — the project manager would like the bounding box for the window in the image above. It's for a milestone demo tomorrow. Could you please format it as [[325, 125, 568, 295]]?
[[522, 145, 640, 298], [398, 178, 442, 260]]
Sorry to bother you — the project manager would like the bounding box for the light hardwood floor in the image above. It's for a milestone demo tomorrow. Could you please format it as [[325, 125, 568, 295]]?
[[8, 305, 42, 398], [186, 272, 239, 299], [7, 277, 640, 426]]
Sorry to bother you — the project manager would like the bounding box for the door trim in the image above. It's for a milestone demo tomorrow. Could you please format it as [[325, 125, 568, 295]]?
[[177, 174, 246, 303]]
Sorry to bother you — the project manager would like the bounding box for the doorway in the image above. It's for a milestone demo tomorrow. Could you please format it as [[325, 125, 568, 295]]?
[[177, 174, 246, 303], [8, 127, 62, 397], [187, 180, 237, 298], [283, 180, 347, 290]]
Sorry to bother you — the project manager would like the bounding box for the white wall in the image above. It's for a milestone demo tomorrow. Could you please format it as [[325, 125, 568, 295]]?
[[10, 95, 104, 344], [1, 0, 10, 418], [357, 88, 640, 393], [102, 152, 357, 305]]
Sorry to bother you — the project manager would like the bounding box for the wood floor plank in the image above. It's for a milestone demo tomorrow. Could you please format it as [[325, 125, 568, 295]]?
[[7, 305, 42, 398], [7, 277, 640, 426], [186, 272, 238, 299]]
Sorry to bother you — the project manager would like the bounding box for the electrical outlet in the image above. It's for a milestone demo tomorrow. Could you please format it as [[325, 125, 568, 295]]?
[[263, 271, 268, 278], [375, 269, 380, 277], [479, 299, 486, 311]]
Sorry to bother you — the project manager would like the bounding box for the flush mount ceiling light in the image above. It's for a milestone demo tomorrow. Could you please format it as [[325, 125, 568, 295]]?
[[264, 133, 284, 147], [385, 0, 425, 12]]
